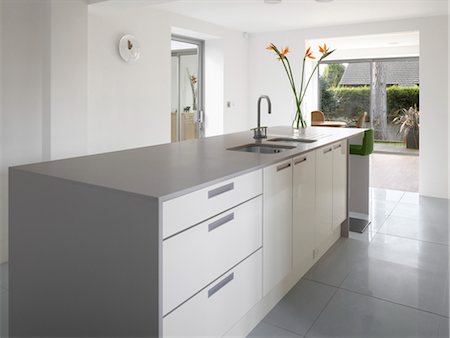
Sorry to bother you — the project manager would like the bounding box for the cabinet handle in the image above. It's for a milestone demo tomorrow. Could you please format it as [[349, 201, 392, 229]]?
[[208, 183, 234, 199], [323, 147, 332, 154], [333, 144, 342, 150], [294, 157, 307, 165], [208, 273, 234, 298], [208, 213, 234, 232], [277, 162, 291, 172]]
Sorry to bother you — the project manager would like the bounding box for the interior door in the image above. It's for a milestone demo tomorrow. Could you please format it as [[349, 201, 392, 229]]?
[[171, 36, 204, 142]]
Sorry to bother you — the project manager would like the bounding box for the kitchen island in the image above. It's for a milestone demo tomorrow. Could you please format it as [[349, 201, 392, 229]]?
[[9, 126, 364, 337]]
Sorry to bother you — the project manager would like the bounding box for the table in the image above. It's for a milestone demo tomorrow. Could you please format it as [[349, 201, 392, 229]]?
[[312, 121, 347, 127]]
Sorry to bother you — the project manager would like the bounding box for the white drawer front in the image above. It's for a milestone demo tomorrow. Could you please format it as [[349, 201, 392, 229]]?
[[163, 250, 262, 338], [162, 170, 262, 239], [163, 196, 262, 315]]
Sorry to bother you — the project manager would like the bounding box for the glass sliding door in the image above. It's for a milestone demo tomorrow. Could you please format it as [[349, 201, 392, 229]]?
[[171, 36, 204, 142], [319, 58, 419, 152]]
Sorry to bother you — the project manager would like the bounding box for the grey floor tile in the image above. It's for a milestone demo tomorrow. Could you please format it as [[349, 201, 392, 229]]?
[[305, 238, 370, 287], [400, 191, 419, 204], [247, 322, 303, 338], [391, 201, 449, 226], [0, 263, 7, 292], [370, 199, 398, 216], [437, 316, 449, 338], [341, 257, 448, 316], [369, 234, 449, 275], [262, 279, 336, 336], [0, 290, 7, 338], [378, 214, 449, 245], [306, 289, 440, 338], [370, 188, 405, 203]]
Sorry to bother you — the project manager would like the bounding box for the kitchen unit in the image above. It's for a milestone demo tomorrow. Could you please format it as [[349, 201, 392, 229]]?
[[9, 126, 363, 337]]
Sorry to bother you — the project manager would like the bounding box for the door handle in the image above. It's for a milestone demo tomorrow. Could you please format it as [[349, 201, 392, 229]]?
[[277, 162, 291, 172], [294, 157, 307, 165]]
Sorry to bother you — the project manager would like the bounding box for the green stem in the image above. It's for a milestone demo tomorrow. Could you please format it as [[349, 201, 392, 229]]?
[[299, 56, 324, 103]]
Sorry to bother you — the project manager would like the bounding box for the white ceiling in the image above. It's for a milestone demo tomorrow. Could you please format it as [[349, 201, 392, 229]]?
[[150, 0, 447, 33]]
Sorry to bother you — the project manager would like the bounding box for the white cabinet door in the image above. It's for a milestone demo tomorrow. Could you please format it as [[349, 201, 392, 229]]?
[[315, 145, 333, 259], [292, 151, 316, 276], [263, 160, 292, 295], [332, 140, 348, 230]]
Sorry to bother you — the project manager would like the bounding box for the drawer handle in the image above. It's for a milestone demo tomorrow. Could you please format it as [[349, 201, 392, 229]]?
[[323, 147, 332, 154], [333, 144, 342, 150], [294, 157, 307, 165], [208, 213, 234, 232], [208, 183, 234, 199], [277, 162, 291, 172], [208, 273, 234, 298]]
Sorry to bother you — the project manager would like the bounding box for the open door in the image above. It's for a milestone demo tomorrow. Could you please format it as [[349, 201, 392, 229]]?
[[171, 35, 204, 142]]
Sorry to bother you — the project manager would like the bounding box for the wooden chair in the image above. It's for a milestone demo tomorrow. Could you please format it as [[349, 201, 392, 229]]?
[[355, 112, 367, 128], [311, 110, 325, 123]]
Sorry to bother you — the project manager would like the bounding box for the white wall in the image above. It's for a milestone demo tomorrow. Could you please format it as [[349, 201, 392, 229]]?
[[249, 16, 449, 199], [0, 0, 88, 263], [87, 3, 250, 154], [88, 5, 171, 154], [50, 0, 88, 159]]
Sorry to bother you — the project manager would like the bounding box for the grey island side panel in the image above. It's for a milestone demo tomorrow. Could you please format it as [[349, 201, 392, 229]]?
[[12, 126, 364, 201], [9, 168, 161, 337]]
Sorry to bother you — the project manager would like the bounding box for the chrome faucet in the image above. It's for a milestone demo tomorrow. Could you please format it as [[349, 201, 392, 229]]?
[[253, 95, 271, 139]]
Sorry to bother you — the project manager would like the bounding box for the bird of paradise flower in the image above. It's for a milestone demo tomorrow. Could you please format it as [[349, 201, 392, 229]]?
[[266, 43, 335, 129]]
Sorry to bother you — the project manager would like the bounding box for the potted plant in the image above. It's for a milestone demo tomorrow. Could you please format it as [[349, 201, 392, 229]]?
[[393, 105, 419, 149]]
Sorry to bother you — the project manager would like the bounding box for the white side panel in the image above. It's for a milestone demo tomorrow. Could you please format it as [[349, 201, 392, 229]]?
[[163, 196, 262, 314], [263, 160, 293, 296]]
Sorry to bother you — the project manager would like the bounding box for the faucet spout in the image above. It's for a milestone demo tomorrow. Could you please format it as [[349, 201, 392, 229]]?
[[254, 95, 271, 139]]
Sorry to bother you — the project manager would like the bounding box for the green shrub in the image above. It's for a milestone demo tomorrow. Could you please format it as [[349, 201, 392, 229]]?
[[320, 85, 419, 122], [387, 86, 419, 120]]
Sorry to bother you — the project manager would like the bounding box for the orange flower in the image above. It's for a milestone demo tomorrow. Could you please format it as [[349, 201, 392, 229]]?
[[266, 43, 275, 51], [319, 43, 329, 54], [279, 47, 289, 59], [305, 46, 315, 59]]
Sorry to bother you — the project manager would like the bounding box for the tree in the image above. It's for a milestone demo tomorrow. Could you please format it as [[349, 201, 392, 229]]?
[[321, 64, 345, 89]]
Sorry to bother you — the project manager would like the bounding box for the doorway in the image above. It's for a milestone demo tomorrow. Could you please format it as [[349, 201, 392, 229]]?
[[171, 35, 204, 142]]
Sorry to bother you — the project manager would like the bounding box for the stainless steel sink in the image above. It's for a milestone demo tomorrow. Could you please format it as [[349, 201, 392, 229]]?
[[268, 137, 317, 143], [228, 143, 296, 154]]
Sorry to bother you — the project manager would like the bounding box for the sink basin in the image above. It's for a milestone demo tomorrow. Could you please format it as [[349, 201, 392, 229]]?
[[268, 137, 317, 143], [228, 143, 296, 154]]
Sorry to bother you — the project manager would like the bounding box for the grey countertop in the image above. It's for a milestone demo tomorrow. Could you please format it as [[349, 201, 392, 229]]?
[[13, 126, 364, 201]]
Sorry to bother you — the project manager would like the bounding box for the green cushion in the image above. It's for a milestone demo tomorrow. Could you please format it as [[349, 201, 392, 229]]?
[[350, 129, 374, 156]]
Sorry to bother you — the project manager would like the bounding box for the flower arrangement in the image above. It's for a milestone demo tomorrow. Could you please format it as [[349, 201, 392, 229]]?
[[187, 69, 198, 111], [266, 43, 335, 129]]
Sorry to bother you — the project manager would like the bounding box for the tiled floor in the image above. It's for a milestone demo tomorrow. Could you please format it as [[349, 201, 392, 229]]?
[[249, 189, 449, 338], [0, 189, 448, 338]]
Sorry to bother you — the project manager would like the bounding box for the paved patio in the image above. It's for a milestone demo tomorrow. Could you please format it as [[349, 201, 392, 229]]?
[[370, 153, 419, 192]]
